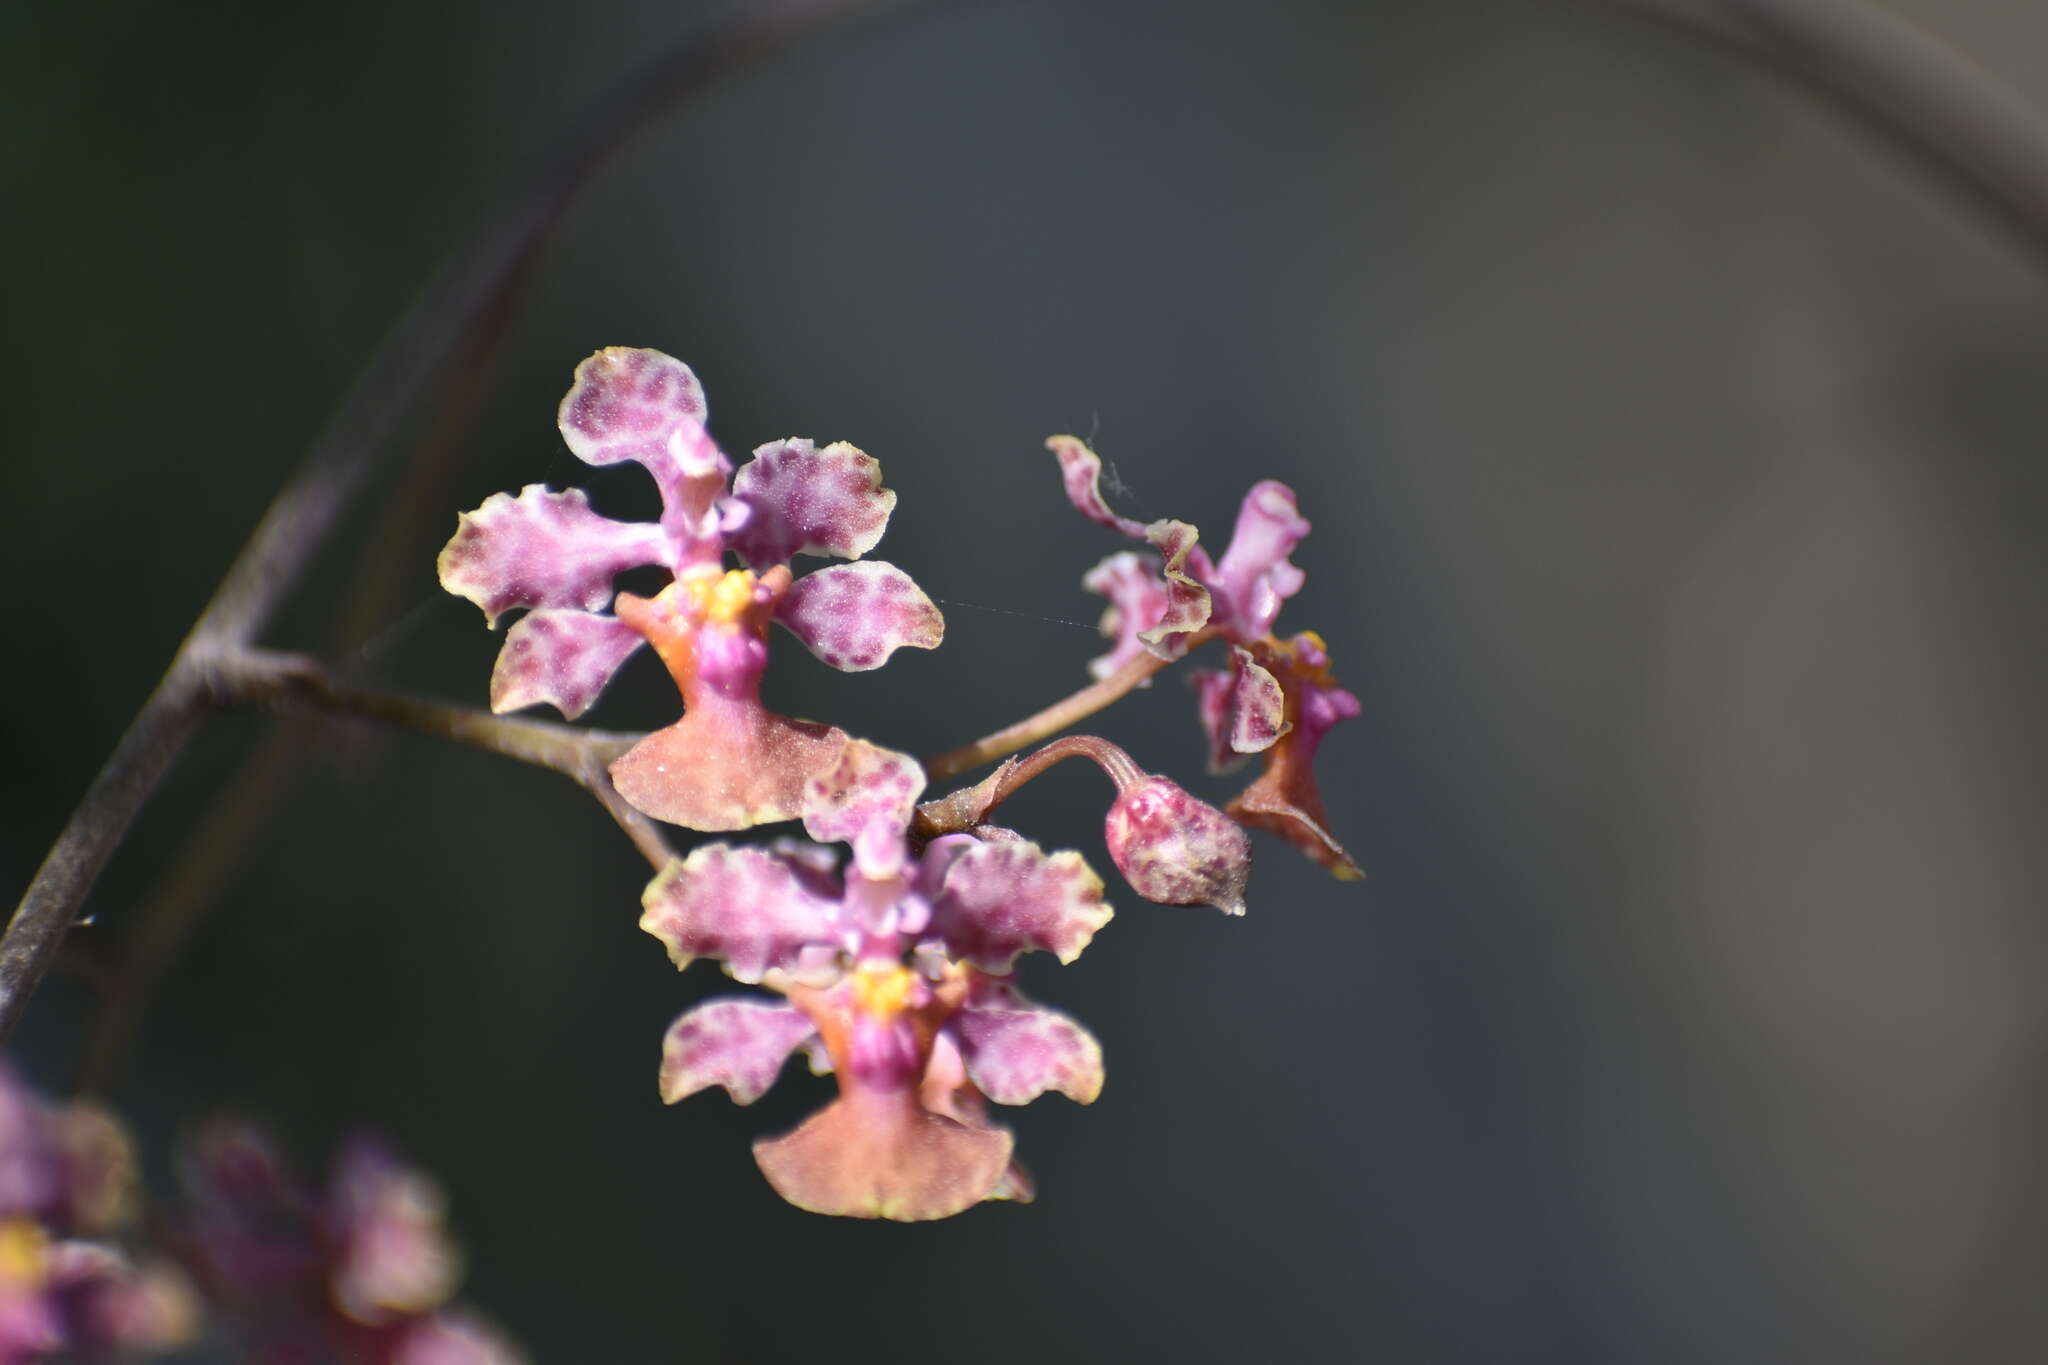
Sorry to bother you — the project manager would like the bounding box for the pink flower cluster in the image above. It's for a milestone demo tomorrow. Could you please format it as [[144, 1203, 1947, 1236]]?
[[0, 1066, 523, 1364], [0, 1065, 192, 1364], [440, 348, 1360, 1219]]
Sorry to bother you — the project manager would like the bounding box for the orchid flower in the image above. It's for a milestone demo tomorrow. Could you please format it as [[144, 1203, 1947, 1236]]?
[[641, 743, 1109, 1220], [1050, 437, 1363, 877], [439, 347, 943, 830]]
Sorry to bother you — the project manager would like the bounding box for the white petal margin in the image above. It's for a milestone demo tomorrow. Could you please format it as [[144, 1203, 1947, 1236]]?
[[489, 609, 645, 718], [660, 996, 818, 1105], [956, 999, 1105, 1105], [776, 561, 944, 671]]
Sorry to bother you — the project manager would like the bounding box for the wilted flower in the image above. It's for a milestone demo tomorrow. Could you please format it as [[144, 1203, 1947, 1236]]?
[[439, 347, 943, 829], [1050, 436, 1362, 877]]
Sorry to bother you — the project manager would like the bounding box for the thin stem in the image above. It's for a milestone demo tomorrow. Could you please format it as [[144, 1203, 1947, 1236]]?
[[213, 649, 666, 868], [916, 735, 1146, 838], [77, 649, 668, 1092], [1600, 0, 2048, 261], [0, 671, 207, 1040], [922, 630, 1214, 780], [1001, 734, 1146, 793], [0, 0, 894, 1043]]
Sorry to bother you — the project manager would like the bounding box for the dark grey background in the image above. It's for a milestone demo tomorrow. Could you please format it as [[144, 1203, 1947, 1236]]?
[[4, 1, 2044, 1361]]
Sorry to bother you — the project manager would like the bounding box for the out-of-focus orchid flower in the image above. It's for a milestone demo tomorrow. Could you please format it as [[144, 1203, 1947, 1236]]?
[[176, 1124, 523, 1365], [0, 1064, 195, 1364]]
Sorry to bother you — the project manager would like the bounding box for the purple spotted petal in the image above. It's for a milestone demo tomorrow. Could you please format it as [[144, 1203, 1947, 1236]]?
[[928, 841, 1112, 971], [1104, 776, 1252, 916], [1191, 649, 1289, 772], [1047, 434, 1147, 539], [640, 845, 847, 985], [659, 997, 817, 1105], [556, 347, 709, 468], [956, 992, 1104, 1105], [802, 740, 925, 849], [1226, 646, 1289, 754], [488, 609, 644, 718], [1208, 481, 1310, 640], [436, 486, 667, 627], [776, 561, 944, 671], [556, 347, 726, 562], [727, 439, 896, 569], [1081, 551, 1169, 680]]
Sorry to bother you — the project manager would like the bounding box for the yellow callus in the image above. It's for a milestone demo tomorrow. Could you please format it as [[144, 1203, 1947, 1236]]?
[[850, 962, 919, 1021], [677, 567, 760, 628], [0, 1218, 48, 1289]]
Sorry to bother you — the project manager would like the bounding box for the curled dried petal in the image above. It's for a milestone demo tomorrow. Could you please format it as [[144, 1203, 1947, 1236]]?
[[640, 846, 845, 985], [727, 439, 896, 568], [487, 609, 644, 719], [776, 561, 943, 672], [1048, 434, 1148, 539], [1226, 634, 1364, 879], [436, 486, 667, 628], [928, 841, 1112, 971], [1223, 646, 1290, 755], [1136, 518, 1211, 654], [659, 997, 817, 1106], [1049, 437, 1210, 654]]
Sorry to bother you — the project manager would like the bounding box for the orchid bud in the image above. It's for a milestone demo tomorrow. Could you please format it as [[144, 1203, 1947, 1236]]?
[[1103, 776, 1251, 916]]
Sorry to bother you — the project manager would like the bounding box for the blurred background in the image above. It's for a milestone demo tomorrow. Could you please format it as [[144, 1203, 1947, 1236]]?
[[4, 0, 2045, 1360]]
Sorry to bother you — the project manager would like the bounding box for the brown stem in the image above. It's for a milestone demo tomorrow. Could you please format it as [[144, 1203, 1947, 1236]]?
[[210, 649, 666, 868], [916, 735, 1146, 838], [75, 650, 667, 1092], [0, 0, 897, 1044], [922, 629, 1214, 780]]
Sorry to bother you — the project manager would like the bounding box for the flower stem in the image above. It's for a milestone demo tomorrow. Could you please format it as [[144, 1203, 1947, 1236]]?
[[212, 649, 668, 868], [922, 629, 1214, 780], [74, 648, 667, 1095], [915, 735, 1145, 838]]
